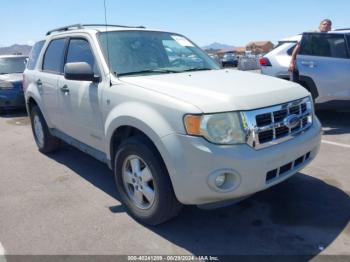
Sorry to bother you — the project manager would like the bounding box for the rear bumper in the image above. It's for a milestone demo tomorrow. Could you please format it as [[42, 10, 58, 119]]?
[[261, 67, 290, 80], [160, 117, 322, 205]]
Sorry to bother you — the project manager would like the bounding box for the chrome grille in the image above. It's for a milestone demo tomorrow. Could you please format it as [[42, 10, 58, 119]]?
[[242, 97, 313, 150]]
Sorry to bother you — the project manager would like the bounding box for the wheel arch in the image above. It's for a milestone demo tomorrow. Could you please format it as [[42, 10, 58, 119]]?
[[27, 96, 39, 113], [298, 75, 319, 100], [109, 125, 163, 168]]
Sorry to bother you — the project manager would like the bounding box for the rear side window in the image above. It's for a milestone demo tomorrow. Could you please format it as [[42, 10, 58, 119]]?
[[300, 33, 349, 59], [65, 39, 98, 73], [27, 40, 45, 70], [42, 38, 66, 73], [269, 42, 297, 56], [347, 35, 350, 53]]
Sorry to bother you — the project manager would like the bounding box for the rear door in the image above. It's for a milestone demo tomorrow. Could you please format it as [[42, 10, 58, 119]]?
[[35, 38, 67, 127], [57, 37, 105, 151], [297, 33, 350, 103]]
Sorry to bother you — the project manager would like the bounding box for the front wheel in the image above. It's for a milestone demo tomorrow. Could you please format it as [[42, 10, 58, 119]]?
[[114, 136, 182, 225], [30, 106, 60, 153]]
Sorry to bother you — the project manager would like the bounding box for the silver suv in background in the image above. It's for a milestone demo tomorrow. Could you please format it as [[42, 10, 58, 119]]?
[[296, 29, 350, 109], [24, 24, 321, 225]]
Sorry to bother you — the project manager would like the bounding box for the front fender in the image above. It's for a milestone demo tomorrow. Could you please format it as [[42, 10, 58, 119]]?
[[104, 102, 177, 161]]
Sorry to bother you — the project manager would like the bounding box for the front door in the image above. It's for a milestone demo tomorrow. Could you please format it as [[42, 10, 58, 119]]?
[[297, 33, 350, 103], [57, 37, 105, 151]]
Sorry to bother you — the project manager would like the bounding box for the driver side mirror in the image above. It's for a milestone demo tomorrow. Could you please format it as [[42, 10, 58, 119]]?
[[64, 62, 101, 82]]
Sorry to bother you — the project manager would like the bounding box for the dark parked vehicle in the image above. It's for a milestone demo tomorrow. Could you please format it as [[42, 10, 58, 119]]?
[[0, 55, 28, 113], [222, 52, 238, 67]]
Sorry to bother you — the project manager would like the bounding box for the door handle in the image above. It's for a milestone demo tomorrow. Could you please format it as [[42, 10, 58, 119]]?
[[301, 61, 316, 68], [60, 85, 70, 94], [36, 79, 43, 87]]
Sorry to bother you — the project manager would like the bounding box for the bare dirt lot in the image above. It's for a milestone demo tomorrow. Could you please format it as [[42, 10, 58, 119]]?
[[0, 108, 349, 259]]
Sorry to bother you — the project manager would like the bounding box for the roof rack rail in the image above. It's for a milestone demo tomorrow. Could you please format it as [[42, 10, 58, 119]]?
[[334, 28, 350, 31], [46, 23, 146, 36], [82, 24, 146, 29], [46, 24, 84, 35]]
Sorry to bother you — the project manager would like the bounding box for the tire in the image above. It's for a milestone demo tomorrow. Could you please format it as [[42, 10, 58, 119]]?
[[114, 136, 182, 225], [298, 77, 318, 105], [30, 105, 60, 153], [301, 84, 316, 105]]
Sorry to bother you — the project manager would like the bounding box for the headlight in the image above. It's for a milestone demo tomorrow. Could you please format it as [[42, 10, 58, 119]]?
[[306, 96, 313, 112], [0, 80, 14, 90], [184, 112, 246, 145]]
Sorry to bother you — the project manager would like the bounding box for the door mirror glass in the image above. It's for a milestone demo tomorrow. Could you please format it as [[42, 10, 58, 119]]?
[[64, 62, 100, 82]]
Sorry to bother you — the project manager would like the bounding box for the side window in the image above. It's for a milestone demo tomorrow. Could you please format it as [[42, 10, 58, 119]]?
[[300, 33, 349, 59], [329, 36, 348, 59], [42, 39, 66, 73], [299, 34, 313, 56], [27, 40, 45, 70], [287, 43, 297, 56], [346, 35, 350, 54], [66, 39, 98, 74]]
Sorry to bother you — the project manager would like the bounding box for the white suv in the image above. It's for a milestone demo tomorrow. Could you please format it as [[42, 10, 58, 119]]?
[[296, 30, 350, 109], [24, 24, 322, 225]]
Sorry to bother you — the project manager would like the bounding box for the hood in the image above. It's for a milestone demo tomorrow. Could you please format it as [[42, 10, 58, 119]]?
[[0, 73, 23, 83], [119, 69, 309, 113]]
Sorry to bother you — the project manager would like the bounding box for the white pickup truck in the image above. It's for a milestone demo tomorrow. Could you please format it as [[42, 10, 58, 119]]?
[[24, 24, 322, 225]]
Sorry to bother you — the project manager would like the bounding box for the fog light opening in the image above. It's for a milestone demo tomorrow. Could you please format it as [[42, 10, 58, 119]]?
[[209, 170, 240, 192], [215, 173, 227, 188]]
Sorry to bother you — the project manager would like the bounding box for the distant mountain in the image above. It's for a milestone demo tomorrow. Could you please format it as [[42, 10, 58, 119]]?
[[0, 44, 32, 56], [202, 42, 235, 50]]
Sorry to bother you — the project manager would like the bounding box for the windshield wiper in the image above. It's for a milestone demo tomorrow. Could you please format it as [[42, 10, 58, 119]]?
[[179, 68, 214, 73], [118, 69, 179, 76]]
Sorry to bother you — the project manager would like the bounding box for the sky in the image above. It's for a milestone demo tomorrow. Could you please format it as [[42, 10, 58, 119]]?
[[0, 0, 349, 47]]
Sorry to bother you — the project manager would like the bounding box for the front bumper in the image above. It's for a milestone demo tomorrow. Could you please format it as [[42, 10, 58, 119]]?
[[0, 91, 25, 109], [160, 117, 322, 205]]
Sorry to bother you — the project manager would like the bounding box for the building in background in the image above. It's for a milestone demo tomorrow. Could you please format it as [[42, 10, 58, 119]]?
[[246, 41, 274, 55], [215, 41, 274, 57]]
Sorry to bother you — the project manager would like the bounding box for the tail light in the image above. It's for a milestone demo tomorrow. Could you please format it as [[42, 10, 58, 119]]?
[[259, 57, 272, 66]]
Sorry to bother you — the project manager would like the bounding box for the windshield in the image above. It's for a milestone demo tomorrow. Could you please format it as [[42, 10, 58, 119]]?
[[98, 31, 220, 76], [224, 53, 235, 58], [0, 57, 26, 74]]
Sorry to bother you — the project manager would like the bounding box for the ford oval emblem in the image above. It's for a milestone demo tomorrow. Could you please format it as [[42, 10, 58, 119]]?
[[284, 114, 300, 129]]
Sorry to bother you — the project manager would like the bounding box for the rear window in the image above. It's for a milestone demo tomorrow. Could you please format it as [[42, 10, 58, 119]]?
[[269, 41, 297, 56], [27, 40, 45, 70], [42, 38, 66, 73], [300, 33, 349, 59]]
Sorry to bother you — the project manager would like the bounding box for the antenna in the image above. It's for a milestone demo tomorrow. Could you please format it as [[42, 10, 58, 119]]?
[[104, 0, 112, 86]]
